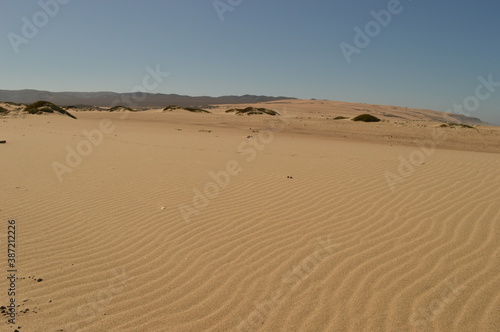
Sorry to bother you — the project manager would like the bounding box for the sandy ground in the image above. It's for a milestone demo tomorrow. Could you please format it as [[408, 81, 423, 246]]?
[[0, 99, 499, 331]]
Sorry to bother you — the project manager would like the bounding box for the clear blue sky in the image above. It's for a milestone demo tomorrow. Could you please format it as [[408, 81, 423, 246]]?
[[1, 0, 499, 124]]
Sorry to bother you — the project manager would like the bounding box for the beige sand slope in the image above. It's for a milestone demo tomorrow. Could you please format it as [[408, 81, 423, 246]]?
[[0, 100, 499, 331]]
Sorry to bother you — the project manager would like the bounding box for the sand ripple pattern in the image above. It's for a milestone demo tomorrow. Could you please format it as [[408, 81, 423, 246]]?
[[1, 119, 498, 332]]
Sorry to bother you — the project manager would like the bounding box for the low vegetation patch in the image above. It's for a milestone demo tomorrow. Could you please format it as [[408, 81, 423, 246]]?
[[333, 116, 349, 120], [163, 105, 182, 111], [109, 105, 135, 112], [65, 105, 104, 112], [184, 107, 210, 113], [455, 124, 474, 129], [351, 114, 381, 122], [66, 105, 96, 109], [0, 106, 9, 115], [3, 101, 23, 106], [440, 123, 475, 129], [225, 107, 279, 116], [163, 105, 210, 113], [24, 101, 77, 119], [38, 107, 54, 113]]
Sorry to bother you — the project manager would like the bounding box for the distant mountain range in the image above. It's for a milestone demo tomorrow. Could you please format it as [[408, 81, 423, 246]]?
[[0, 89, 295, 107], [443, 113, 491, 126], [0, 89, 494, 126]]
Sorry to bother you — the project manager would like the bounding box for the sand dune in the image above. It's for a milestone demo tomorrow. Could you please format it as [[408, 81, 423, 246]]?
[[0, 100, 498, 331]]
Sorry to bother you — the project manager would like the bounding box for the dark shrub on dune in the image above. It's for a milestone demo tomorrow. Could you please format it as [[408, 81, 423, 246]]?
[[163, 105, 181, 111], [24, 101, 77, 119], [352, 114, 381, 122], [109, 105, 135, 112], [440, 123, 475, 129], [226, 107, 279, 116], [184, 107, 210, 113], [163, 105, 210, 113]]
